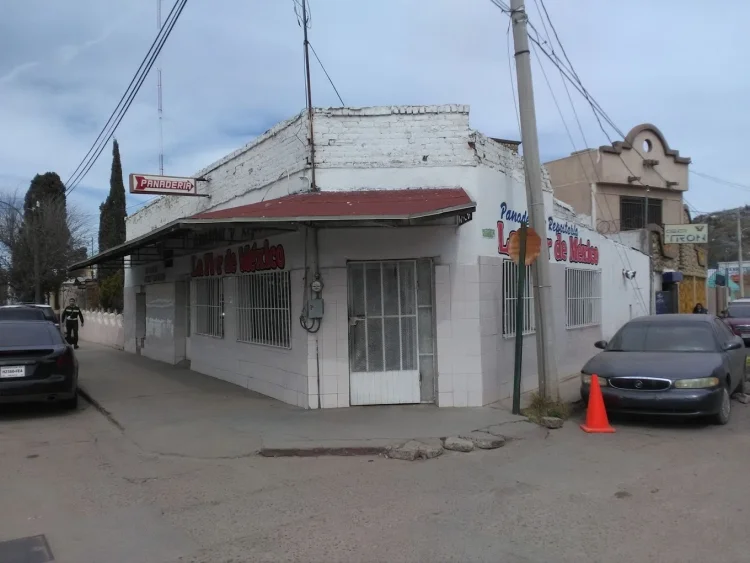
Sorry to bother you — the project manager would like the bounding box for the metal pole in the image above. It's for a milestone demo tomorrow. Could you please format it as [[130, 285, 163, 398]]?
[[157, 0, 164, 175], [510, 0, 559, 399], [738, 208, 744, 298], [512, 223, 528, 415], [33, 229, 41, 304], [301, 0, 317, 191]]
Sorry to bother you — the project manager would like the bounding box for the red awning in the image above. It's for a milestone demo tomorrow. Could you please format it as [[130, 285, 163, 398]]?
[[68, 188, 474, 272], [191, 188, 474, 222]]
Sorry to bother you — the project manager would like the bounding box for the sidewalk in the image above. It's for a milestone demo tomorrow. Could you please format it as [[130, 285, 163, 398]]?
[[76, 344, 531, 458]]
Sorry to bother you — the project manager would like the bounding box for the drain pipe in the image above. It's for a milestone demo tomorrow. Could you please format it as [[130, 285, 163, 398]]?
[[311, 226, 321, 409]]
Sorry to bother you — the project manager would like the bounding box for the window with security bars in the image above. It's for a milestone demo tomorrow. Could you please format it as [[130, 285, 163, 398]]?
[[620, 196, 662, 230], [236, 271, 291, 348], [502, 260, 535, 337], [194, 278, 224, 338], [565, 268, 602, 328]]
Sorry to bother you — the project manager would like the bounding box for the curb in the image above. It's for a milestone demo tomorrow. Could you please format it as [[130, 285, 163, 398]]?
[[260, 445, 390, 457], [77, 386, 125, 432]]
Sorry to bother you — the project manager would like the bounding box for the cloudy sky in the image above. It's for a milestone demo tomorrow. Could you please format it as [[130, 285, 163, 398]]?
[[1, 0, 748, 246]]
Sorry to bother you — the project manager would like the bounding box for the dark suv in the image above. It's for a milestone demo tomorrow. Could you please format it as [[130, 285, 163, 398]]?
[[721, 298, 750, 346]]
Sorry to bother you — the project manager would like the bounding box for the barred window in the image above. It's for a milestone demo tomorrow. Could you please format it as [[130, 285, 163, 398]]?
[[236, 271, 291, 348], [194, 278, 224, 338], [565, 268, 602, 328], [502, 260, 535, 337]]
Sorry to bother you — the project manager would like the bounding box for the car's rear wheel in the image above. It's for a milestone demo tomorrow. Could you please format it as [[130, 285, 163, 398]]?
[[61, 393, 78, 411], [714, 387, 731, 425]]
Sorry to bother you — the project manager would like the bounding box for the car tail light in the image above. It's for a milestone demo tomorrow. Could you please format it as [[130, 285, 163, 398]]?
[[56, 349, 74, 370]]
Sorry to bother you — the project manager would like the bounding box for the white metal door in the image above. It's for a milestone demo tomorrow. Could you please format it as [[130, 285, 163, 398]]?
[[348, 261, 421, 405]]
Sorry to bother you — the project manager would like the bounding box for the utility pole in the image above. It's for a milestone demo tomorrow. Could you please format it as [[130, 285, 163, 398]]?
[[738, 207, 744, 297], [301, 0, 317, 191], [510, 0, 559, 399], [157, 0, 164, 175]]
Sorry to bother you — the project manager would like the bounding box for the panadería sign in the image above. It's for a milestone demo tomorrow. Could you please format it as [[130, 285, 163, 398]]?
[[497, 202, 599, 266]]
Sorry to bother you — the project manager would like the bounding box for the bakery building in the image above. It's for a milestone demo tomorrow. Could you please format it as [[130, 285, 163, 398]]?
[[72, 105, 649, 409]]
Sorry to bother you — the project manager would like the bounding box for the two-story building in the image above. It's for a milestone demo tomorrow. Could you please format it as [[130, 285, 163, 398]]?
[[545, 123, 707, 314], [70, 105, 649, 409]]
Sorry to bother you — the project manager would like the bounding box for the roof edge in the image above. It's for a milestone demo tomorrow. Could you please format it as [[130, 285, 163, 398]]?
[[598, 123, 691, 164]]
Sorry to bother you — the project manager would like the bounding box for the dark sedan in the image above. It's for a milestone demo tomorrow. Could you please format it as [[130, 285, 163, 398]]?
[[581, 314, 745, 425], [0, 320, 78, 409], [0, 305, 47, 321]]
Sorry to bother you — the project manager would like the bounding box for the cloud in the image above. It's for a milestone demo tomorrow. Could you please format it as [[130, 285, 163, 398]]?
[[0, 61, 39, 85], [0, 0, 748, 238]]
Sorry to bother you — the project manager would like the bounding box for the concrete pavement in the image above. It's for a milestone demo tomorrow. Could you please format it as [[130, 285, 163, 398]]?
[[4, 381, 750, 562], [76, 344, 529, 458]]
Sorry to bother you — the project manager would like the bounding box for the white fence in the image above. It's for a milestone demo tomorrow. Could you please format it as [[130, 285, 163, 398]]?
[[77, 309, 125, 350]]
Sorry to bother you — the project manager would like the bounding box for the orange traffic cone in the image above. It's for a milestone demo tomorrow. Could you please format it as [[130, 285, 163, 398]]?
[[580, 374, 615, 433]]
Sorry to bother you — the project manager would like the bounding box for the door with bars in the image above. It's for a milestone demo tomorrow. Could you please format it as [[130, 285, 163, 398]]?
[[347, 260, 435, 405]]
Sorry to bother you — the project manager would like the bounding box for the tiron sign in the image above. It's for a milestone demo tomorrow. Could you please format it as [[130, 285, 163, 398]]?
[[129, 173, 198, 196], [191, 240, 286, 278]]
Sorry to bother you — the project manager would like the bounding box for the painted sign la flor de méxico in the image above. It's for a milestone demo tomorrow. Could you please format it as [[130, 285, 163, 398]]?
[[497, 202, 599, 266], [191, 239, 286, 277]]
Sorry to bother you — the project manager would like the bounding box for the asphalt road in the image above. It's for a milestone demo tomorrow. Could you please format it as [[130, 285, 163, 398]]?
[[2, 392, 750, 563]]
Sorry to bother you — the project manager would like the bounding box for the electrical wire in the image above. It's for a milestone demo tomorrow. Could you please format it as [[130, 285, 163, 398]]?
[[308, 42, 345, 106], [67, 0, 187, 194], [690, 170, 750, 193], [496, 0, 652, 312], [506, 19, 521, 138], [65, 0, 189, 195], [530, 40, 648, 314]]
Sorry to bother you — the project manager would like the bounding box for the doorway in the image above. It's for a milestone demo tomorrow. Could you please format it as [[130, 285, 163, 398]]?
[[135, 291, 146, 354], [347, 259, 436, 405]]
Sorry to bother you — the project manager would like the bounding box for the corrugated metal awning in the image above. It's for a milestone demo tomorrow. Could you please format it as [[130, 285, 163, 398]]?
[[68, 188, 475, 272]]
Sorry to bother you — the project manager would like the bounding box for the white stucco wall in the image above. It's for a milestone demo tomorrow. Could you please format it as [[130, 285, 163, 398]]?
[[78, 310, 124, 350], [120, 105, 648, 409]]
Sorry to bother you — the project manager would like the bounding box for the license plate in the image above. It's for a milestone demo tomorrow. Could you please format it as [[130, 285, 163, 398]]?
[[0, 366, 25, 378], [742, 333, 750, 339]]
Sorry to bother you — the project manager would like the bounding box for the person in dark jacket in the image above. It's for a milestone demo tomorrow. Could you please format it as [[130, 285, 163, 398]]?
[[62, 298, 84, 348], [693, 302, 708, 314]]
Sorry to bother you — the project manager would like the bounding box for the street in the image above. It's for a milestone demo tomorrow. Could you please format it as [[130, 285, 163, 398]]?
[[1, 350, 749, 562]]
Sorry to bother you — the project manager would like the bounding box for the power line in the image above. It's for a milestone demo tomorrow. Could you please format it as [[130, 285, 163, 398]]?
[[65, 0, 189, 195], [66, 0, 185, 191], [690, 170, 750, 193], [308, 42, 345, 106], [529, 41, 649, 314], [506, 19, 521, 138]]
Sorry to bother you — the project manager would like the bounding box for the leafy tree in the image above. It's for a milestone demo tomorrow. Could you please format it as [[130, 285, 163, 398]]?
[[0, 174, 86, 303]]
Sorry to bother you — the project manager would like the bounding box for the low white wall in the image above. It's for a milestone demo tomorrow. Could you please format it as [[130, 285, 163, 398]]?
[[78, 310, 125, 350]]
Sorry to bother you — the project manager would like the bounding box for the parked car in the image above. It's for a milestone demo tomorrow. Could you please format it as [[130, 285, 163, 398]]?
[[26, 304, 61, 331], [0, 305, 47, 322], [580, 314, 745, 425], [0, 320, 78, 409], [720, 298, 750, 346]]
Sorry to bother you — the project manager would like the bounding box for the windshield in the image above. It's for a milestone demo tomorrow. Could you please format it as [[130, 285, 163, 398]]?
[[608, 323, 716, 352], [0, 308, 46, 321], [0, 322, 59, 347], [728, 304, 750, 318]]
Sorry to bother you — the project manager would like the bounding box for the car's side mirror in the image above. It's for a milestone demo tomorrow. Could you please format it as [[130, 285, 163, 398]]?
[[594, 340, 608, 350], [724, 340, 743, 351]]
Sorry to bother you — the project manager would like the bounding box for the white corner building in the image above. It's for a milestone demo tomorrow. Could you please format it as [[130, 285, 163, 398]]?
[[75, 105, 649, 408]]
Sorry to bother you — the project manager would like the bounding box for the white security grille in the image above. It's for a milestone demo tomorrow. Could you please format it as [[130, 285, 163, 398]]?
[[565, 267, 602, 328], [349, 261, 419, 373], [502, 260, 535, 337], [236, 271, 291, 348], [194, 278, 224, 338]]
